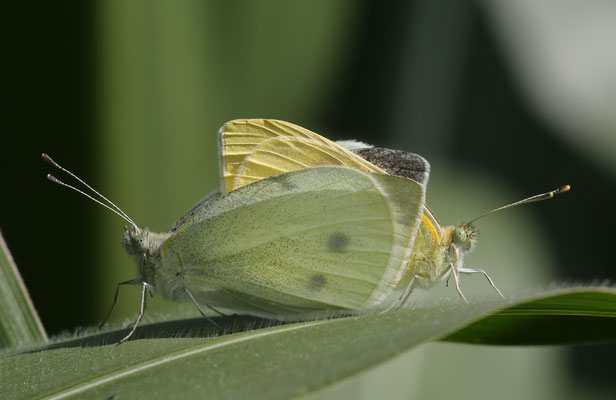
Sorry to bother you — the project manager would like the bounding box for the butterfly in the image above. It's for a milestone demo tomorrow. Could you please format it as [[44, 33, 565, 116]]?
[[218, 119, 570, 305], [44, 156, 424, 342]]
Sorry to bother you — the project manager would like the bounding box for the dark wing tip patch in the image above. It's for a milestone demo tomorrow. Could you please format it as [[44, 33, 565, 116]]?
[[354, 147, 430, 186]]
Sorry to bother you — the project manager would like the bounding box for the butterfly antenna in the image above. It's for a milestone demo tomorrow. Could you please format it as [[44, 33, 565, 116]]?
[[42, 153, 138, 228], [464, 185, 570, 227]]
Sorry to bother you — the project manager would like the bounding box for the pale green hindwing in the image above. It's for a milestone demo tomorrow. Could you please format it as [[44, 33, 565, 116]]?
[[160, 166, 424, 319]]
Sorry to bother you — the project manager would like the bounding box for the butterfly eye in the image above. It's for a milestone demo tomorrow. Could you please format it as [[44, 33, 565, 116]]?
[[453, 227, 467, 245]]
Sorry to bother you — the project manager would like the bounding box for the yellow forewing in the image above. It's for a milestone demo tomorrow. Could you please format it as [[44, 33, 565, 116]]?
[[161, 166, 423, 318], [218, 119, 385, 193]]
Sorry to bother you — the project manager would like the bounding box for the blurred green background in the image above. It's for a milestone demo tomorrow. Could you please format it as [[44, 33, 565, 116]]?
[[3, 1, 615, 399]]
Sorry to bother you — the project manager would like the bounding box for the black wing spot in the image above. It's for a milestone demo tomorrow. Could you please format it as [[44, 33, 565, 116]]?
[[308, 274, 327, 291], [328, 232, 349, 252]]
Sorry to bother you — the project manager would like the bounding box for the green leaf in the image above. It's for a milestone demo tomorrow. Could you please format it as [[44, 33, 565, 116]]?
[[0, 230, 47, 348], [2, 286, 615, 400], [443, 288, 616, 345]]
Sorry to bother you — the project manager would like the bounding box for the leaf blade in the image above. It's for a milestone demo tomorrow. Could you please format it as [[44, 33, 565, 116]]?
[[442, 288, 616, 345], [0, 230, 47, 348], [3, 286, 615, 400]]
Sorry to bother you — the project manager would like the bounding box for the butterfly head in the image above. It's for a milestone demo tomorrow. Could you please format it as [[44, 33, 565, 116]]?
[[123, 225, 169, 259], [122, 225, 170, 283], [123, 225, 149, 256], [452, 223, 479, 253]]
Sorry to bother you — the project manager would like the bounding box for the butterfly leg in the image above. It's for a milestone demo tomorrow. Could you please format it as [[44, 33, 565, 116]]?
[[449, 264, 469, 303], [457, 267, 505, 299], [205, 304, 229, 317], [185, 288, 222, 330], [118, 282, 149, 344], [380, 276, 417, 312], [394, 276, 419, 311], [176, 248, 228, 319], [99, 278, 140, 329]]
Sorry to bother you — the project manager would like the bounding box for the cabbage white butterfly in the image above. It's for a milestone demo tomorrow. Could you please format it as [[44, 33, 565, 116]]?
[[218, 119, 570, 307], [43, 155, 424, 342]]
